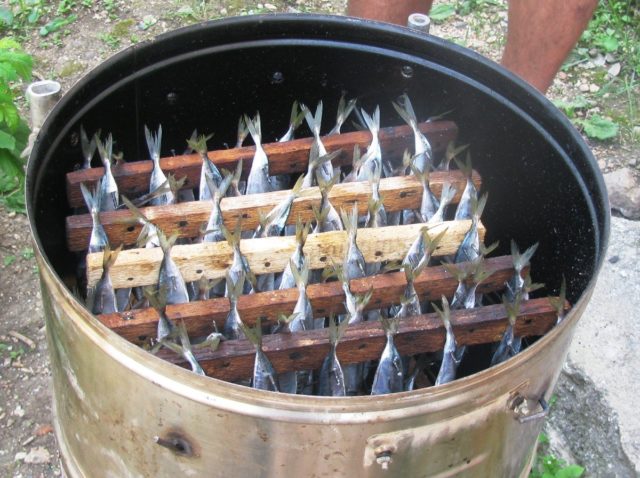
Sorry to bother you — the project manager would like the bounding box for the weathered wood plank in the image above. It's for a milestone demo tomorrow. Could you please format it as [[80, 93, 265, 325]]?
[[99, 255, 518, 344], [66, 170, 481, 252], [86, 220, 484, 288], [157, 297, 566, 382], [65, 120, 458, 208]]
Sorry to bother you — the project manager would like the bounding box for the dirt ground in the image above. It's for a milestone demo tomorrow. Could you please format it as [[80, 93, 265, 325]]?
[[0, 1, 637, 476]]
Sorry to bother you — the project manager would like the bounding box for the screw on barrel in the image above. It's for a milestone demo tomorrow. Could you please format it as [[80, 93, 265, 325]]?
[[374, 447, 394, 471]]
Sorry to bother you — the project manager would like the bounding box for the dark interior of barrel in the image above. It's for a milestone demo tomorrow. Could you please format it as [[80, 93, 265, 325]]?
[[27, 17, 607, 389]]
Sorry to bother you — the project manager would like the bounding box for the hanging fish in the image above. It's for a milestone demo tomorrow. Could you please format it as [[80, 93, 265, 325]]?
[[235, 116, 249, 149], [143, 285, 176, 344], [454, 193, 488, 264], [195, 275, 222, 302], [80, 126, 97, 169], [340, 203, 366, 281], [290, 260, 314, 331], [279, 217, 310, 291], [143, 125, 172, 206], [453, 153, 478, 220], [121, 195, 160, 249], [301, 144, 341, 189], [427, 182, 456, 224], [404, 353, 429, 392], [371, 316, 404, 395], [245, 113, 273, 195], [91, 245, 121, 315], [163, 320, 206, 376], [443, 260, 491, 311], [392, 94, 433, 173], [80, 183, 109, 254], [301, 101, 334, 183], [549, 276, 567, 325], [312, 173, 342, 233], [226, 159, 244, 198], [201, 173, 233, 244], [403, 226, 447, 271], [241, 318, 279, 392], [187, 133, 222, 201], [386, 150, 413, 226], [328, 94, 357, 136], [396, 260, 427, 319], [341, 144, 362, 184], [222, 221, 255, 295], [438, 141, 468, 172], [367, 161, 387, 228], [279, 101, 305, 142], [411, 164, 439, 223], [317, 315, 350, 396], [355, 106, 382, 182], [433, 296, 461, 386], [273, 312, 305, 394], [365, 198, 385, 277], [490, 293, 525, 366], [223, 271, 246, 340], [157, 231, 189, 305], [254, 174, 305, 239], [96, 134, 119, 212], [505, 241, 539, 302]]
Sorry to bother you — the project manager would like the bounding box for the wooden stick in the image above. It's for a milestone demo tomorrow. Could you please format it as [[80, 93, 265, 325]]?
[[65, 121, 458, 208], [157, 298, 566, 381], [99, 255, 518, 344], [86, 220, 485, 288], [66, 171, 481, 252]]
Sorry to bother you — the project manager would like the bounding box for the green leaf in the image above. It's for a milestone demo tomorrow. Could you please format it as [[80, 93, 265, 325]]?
[[0, 148, 24, 178], [0, 7, 14, 26], [556, 465, 585, 478], [3, 255, 16, 266], [0, 129, 16, 150], [595, 34, 619, 52], [430, 4, 456, 22], [0, 102, 21, 131], [39, 14, 78, 36], [578, 115, 619, 140]]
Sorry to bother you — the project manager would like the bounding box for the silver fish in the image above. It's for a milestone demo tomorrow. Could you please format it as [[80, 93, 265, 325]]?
[[242, 318, 279, 392], [91, 245, 120, 315], [245, 113, 273, 195], [96, 134, 119, 212], [355, 106, 382, 182], [392, 94, 433, 173], [301, 101, 333, 183], [386, 150, 413, 226], [318, 316, 349, 396], [121, 195, 160, 249], [80, 183, 109, 254], [291, 260, 314, 331], [279, 101, 305, 142], [371, 316, 404, 395], [341, 144, 362, 184], [402, 226, 446, 271], [491, 294, 523, 366], [80, 126, 97, 169], [254, 174, 305, 239], [145, 125, 174, 206], [438, 141, 468, 172], [158, 231, 189, 305], [144, 286, 176, 343], [367, 162, 387, 227], [443, 260, 491, 311], [223, 272, 246, 340], [222, 221, 255, 295], [165, 320, 206, 375], [312, 173, 342, 233], [235, 116, 249, 149], [505, 241, 539, 302], [187, 133, 222, 201], [340, 203, 366, 281], [453, 153, 477, 220], [301, 145, 341, 189], [427, 182, 456, 224], [274, 312, 304, 394], [454, 193, 488, 264], [226, 159, 244, 198], [549, 276, 567, 325], [279, 217, 310, 291], [202, 173, 233, 243], [412, 165, 439, 223], [434, 296, 460, 386], [396, 261, 426, 318], [365, 198, 385, 277], [328, 94, 357, 136]]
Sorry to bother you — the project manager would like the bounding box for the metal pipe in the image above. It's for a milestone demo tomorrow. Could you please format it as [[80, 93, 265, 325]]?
[[407, 13, 431, 34], [26, 80, 61, 130]]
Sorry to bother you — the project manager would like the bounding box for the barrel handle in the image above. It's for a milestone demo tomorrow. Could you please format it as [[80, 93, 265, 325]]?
[[509, 392, 549, 423]]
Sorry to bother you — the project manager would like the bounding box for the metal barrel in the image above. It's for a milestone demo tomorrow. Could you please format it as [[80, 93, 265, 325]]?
[[27, 14, 609, 477]]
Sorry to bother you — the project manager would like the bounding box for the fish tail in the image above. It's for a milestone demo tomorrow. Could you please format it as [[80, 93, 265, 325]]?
[[302, 101, 322, 138], [290, 259, 309, 289], [441, 261, 466, 282], [329, 314, 350, 346], [226, 271, 246, 302], [357, 287, 373, 311], [121, 195, 151, 225], [316, 170, 339, 195], [311, 204, 329, 225], [511, 241, 539, 272], [380, 315, 399, 336], [96, 133, 113, 168], [208, 171, 233, 200], [480, 240, 500, 258], [157, 230, 178, 253], [144, 125, 162, 161], [440, 182, 457, 205], [291, 173, 306, 197], [367, 197, 383, 221], [295, 216, 310, 247], [410, 162, 429, 186], [424, 227, 447, 255], [446, 142, 469, 166], [221, 219, 242, 248], [453, 151, 473, 179], [503, 293, 521, 326], [339, 202, 358, 237], [548, 275, 567, 316], [472, 193, 488, 223], [102, 244, 122, 270], [186, 133, 212, 155], [80, 126, 97, 165], [432, 295, 451, 329], [245, 113, 262, 145], [351, 144, 362, 169], [240, 317, 263, 347], [80, 182, 98, 211], [392, 94, 417, 129], [290, 100, 305, 129]]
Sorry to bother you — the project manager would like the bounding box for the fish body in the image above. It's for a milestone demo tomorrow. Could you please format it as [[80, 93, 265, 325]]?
[[313, 174, 342, 233], [158, 232, 189, 305], [254, 174, 305, 239], [434, 297, 460, 385], [371, 317, 404, 395], [506, 241, 539, 302], [355, 107, 382, 182], [96, 135, 119, 212], [91, 246, 120, 315], [279, 101, 304, 142], [223, 223, 254, 295], [340, 204, 366, 281], [279, 218, 309, 290], [80, 183, 109, 254], [413, 166, 439, 222], [242, 319, 279, 392], [223, 273, 246, 340], [491, 296, 522, 366], [454, 194, 487, 264], [245, 113, 273, 195], [328, 95, 356, 136], [318, 317, 349, 396], [145, 125, 174, 206], [189, 134, 221, 202], [202, 174, 233, 243], [453, 154, 477, 220], [427, 182, 456, 224], [302, 102, 333, 183], [392, 94, 433, 173]]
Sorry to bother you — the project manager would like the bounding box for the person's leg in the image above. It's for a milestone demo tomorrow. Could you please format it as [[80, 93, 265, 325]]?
[[501, 0, 598, 92], [347, 0, 434, 26]]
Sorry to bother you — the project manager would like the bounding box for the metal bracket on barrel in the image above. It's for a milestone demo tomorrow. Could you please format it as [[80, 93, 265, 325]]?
[[508, 391, 550, 423]]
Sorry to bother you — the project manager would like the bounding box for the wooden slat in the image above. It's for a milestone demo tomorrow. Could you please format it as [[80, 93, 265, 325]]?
[[157, 297, 566, 381], [86, 220, 484, 288], [66, 170, 481, 252], [99, 255, 519, 344], [65, 120, 458, 208]]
